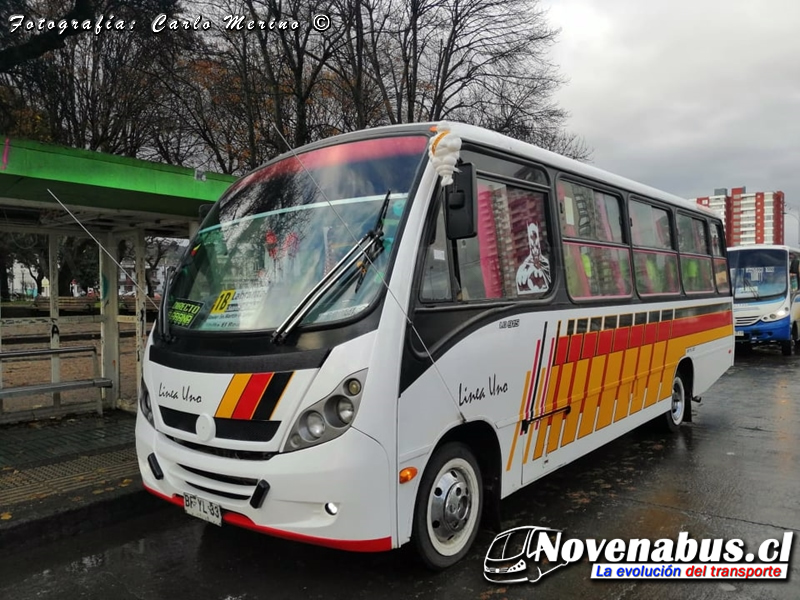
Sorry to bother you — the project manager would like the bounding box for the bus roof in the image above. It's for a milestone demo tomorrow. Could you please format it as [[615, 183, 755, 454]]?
[[262, 121, 719, 219], [728, 244, 800, 253]]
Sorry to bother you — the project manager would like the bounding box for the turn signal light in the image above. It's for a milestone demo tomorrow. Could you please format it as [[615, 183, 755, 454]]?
[[399, 467, 418, 483]]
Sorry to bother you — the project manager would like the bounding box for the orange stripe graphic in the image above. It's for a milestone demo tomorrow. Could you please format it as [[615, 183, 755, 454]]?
[[506, 370, 532, 472], [518, 310, 731, 465], [216, 374, 252, 418]]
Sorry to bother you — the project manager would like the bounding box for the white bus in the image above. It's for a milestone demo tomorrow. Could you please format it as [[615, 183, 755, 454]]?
[[136, 122, 734, 569], [728, 244, 800, 355]]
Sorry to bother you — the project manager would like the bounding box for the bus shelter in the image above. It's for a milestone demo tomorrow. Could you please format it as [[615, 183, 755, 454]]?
[[0, 138, 237, 423]]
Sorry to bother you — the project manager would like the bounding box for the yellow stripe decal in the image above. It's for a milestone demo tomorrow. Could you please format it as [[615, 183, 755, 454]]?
[[216, 373, 251, 418], [506, 370, 532, 472]]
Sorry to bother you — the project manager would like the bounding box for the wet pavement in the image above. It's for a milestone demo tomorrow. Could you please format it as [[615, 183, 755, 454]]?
[[1, 346, 798, 600]]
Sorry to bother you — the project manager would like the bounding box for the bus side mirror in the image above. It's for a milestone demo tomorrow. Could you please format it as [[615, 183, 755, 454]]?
[[199, 203, 212, 222], [445, 163, 477, 240], [792, 274, 798, 292]]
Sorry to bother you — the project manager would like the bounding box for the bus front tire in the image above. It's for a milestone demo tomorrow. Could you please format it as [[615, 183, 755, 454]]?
[[781, 340, 795, 356], [412, 442, 483, 571], [664, 372, 688, 432]]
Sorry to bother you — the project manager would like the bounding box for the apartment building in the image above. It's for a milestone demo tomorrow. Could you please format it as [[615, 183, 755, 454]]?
[[693, 186, 785, 246]]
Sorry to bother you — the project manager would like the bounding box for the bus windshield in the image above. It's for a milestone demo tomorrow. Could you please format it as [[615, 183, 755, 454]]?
[[728, 248, 788, 302], [167, 135, 428, 333]]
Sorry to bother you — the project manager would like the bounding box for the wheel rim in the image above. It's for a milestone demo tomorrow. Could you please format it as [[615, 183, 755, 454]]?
[[426, 458, 480, 557], [671, 377, 685, 425]]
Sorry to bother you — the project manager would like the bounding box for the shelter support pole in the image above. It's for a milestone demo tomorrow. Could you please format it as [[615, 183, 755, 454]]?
[[0, 266, 3, 414], [49, 233, 61, 408], [100, 232, 120, 410], [134, 230, 147, 407]]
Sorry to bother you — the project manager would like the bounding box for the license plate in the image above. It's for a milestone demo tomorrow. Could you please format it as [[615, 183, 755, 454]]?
[[735, 331, 744, 337], [183, 493, 222, 526]]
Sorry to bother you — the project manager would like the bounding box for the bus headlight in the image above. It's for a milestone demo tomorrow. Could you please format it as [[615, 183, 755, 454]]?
[[282, 369, 367, 452], [762, 307, 790, 322], [336, 397, 355, 424], [304, 412, 326, 439]]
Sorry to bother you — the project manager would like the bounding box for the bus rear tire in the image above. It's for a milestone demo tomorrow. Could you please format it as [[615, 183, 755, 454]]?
[[412, 442, 483, 571], [664, 372, 688, 432]]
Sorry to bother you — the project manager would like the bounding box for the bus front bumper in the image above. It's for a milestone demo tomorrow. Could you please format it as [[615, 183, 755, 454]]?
[[136, 414, 394, 552], [735, 316, 791, 344]]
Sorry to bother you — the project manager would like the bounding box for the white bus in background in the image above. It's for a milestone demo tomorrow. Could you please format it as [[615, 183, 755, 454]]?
[[136, 121, 734, 569], [728, 244, 800, 355]]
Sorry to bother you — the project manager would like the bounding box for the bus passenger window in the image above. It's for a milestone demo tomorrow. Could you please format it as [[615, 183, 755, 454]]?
[[711, 222, 729, 293], [678, 213, 715, 293], [560, 180, 631, 300], [629, 199, 680, 297]]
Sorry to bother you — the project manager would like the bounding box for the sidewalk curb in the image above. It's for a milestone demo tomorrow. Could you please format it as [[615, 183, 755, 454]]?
[[0, 476, 167, 556]]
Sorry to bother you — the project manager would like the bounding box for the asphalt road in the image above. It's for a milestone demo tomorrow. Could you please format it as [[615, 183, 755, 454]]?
[[1, 345, 798, 600]]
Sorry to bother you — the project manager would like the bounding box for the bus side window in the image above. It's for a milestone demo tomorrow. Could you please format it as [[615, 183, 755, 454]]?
[[629, 199, 680, 297], [677, 213, 715, 293], [710, 222, 729, 293], [420, 200, 453, 302], [560, 180, 631, 299]]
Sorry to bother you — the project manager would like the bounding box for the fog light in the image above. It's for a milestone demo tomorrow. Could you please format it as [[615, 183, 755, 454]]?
[[290, 434, 302, 448], [346, 379, 361, 396], [325, 502, 339, 516]]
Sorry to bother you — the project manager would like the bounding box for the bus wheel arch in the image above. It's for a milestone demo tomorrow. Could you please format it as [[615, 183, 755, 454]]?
[[411, 421, 501, 570]]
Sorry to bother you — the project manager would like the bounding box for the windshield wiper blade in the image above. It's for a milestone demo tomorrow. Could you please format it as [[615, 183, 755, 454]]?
[[355, 190, 392, 292], [271, 191, 393, 344], [271, 232, 373, 344]]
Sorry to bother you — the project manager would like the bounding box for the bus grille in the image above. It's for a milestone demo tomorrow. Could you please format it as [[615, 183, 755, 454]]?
[[167, 436, 276, 461], [159, 406, 280, 442], [735, 316, 760, 326], [176, 463, 257, 501]]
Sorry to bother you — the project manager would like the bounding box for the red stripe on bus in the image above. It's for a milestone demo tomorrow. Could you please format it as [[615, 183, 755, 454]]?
[[231, 373, 273, 420], [629, 324, 645, 349], [596, 329, 614, 356], [582, 332, 598, 360], [143, 484, 392, 552], [671, 311, 731, 338], [524, 339, 542, 420], [658, 320, 672, 342], [645, 323, 658, 345], [223, 512, 393, 553], [555, 336, 570, 366], [543, 337, 557, 415], [613, 327, 630, 352], [568, 334, 583, 363]]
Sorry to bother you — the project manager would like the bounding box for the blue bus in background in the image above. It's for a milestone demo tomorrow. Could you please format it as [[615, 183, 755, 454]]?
[[728, 244, 800, 355]]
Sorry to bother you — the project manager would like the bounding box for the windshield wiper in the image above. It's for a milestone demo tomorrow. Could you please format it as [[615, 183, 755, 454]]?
[[355, 190, 392, 292], [271, 191, 392, 344]]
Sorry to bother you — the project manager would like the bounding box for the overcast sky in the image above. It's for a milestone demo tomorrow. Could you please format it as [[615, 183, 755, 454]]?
[[542, 0, 800, 244]]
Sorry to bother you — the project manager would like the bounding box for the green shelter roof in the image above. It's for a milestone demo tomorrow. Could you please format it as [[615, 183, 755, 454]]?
[[0, 138, 237, 237]]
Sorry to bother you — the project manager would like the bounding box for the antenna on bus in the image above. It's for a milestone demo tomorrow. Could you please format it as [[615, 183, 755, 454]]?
[[269, 123, 467, 425]]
